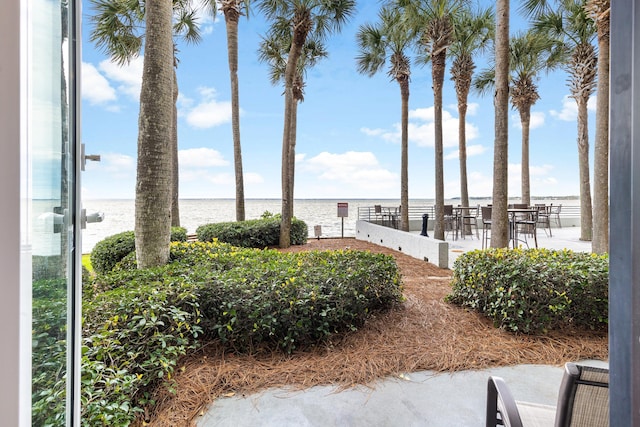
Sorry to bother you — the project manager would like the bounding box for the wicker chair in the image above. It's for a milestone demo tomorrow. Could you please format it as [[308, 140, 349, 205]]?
[[486, 362, 609, 427]]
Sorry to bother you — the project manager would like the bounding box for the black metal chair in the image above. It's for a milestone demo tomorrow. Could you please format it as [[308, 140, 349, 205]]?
[[550, 203, 562, 228], [514, 209, 538, 248], [460, 204, 480, 239], [535, 204, 552, 237], [444, 204, 457, 240], [486, 362, 609, 427], [481, 206, 492, 249]]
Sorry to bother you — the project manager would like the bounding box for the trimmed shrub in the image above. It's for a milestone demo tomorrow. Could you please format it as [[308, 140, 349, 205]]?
[[82, 276, 203, 425], [196, 217, 308, 248], [81, 240, 401, 424], [447, 248, 608, 334], [91, 227, 188, 275], [170, 226, 188, 242]]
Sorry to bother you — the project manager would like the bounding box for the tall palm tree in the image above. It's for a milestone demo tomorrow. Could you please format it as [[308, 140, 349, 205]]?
[[90, 0, 202, 231], [258, 26, 328, 222], [399, 0, 469, 241], [492, 0, 510, 248], [356, 6, 415, 232], [523, 0, 597, 242], [135, 0, 174, 268], [258, 0, 356, 248], [449, 6, 494, 216], [90, 0, 201, 266], [205, 0, 251, 221], [586, 0, 610, 254], [476, 30, 563, 207]]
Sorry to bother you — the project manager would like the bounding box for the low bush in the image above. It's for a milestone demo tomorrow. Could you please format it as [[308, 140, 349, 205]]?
[[81, 241, 401, 424], [447, 248, 608, 334], [196, 217, 308, 248], [82, 276, 203, 425], [196, 245, 403, 352], [90, 227, 188, 275]]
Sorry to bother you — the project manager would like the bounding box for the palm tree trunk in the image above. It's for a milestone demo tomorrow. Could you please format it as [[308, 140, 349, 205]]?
[[432, 51, 446, 241], [171, 66, 180, 227], [288, 98, 299, 221], [135, 0, 173, 268], [592, 9, 610, 254], [576, 97, 593, 241], [491, 0, 510, 248], [279, 46, 303, 248], [225, 9, 245, 222], [400, 76, 410, 232], [519, 106, 531, 207], [457, 87, 469, 211]]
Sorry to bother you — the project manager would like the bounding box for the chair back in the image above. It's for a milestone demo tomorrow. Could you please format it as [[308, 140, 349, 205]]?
[[555, 363, 609, 427], [513, 203, 528, 209], [374, 205, 382, 214], [481, 206, 492, 222], [444, 204, 453, 216]]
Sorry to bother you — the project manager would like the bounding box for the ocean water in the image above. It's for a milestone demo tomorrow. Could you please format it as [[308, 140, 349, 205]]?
[[81, 198, 579, 253]]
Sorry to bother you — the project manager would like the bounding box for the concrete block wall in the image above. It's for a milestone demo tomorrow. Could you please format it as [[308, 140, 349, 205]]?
[[355, 220, 450, 269]]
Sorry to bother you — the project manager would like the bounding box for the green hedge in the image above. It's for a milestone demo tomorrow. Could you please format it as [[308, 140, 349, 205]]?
[[196, 217, 308, 248], [79, 241, 401, 424], [82, 273, 202, 425], [90, 227, 187, 275], [447, 248, 608, 334]]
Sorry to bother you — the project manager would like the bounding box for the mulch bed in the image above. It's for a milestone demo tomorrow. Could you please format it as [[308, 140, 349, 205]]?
[[144, 238, 608, 426]]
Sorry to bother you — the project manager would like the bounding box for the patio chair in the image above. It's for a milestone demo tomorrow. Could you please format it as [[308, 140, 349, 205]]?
[[481, 206, 492, 249], [535, 204, 552, 237], [550, 204, 562, 228], [486, 362, 609, 427], [444, 204, 457, 240], [460, 204, 480, 239], [515, 209, 538, 248]]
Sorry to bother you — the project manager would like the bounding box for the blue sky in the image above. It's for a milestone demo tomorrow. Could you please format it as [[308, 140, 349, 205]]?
[[80, 0, 597, 200]]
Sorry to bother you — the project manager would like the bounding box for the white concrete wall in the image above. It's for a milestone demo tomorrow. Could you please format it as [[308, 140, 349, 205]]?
[[355, 220, 450, 269]]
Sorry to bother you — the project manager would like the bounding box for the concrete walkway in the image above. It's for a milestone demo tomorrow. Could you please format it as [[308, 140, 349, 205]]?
[[197, 361, 608, 426]]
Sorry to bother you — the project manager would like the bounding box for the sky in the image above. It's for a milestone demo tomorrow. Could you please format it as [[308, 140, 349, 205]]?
[[80, 0, 598, 201]]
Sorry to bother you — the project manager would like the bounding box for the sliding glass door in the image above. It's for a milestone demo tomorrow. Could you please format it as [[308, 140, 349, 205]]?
[[29, 0, 81, 424]]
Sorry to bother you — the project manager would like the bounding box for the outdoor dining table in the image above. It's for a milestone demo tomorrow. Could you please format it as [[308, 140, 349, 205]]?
[[507, 208, 538, 249]]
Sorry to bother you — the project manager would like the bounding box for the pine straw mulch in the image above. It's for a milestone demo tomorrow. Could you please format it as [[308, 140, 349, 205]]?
[[143, 238, 608, 426]]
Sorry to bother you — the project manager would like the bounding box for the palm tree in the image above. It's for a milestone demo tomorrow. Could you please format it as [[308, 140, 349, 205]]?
[[90, 0, 201, 265], [523, 0, 597, 242], [476, 30, 563, 207], [205, 0, 251, 221], [135, 0, 174, 268], [258, 25, 328, 223], [492, 0, 510, 248], [449, 6, 494, 219], [356, 6, 415, 232], [258, 0, 356, 248], [399, 0, 469, 241], [586, 0, 610, 254]]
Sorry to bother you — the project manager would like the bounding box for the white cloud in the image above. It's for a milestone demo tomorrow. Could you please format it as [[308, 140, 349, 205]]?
[[408, 106, 479, 148], [549, 95, 597, 122], [362, 106, 479, 148], [511, 111, 545, 130], [244, 172, 264, 184], [179, 147, 229, 168], [181, 86, 234, 129], [302, 151, 397, 190], [467, 103, 479, 116], [81, 62, 117, 105], [444, 144, 486, 160], [99, 57, 144, 100], [84, 152, 135, 180]]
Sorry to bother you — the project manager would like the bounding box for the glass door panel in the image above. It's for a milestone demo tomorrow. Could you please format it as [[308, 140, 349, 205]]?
[[29, 0, 78, 424]]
